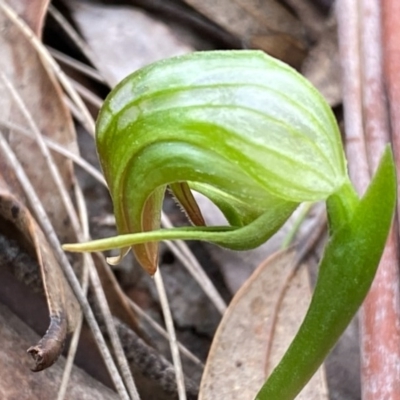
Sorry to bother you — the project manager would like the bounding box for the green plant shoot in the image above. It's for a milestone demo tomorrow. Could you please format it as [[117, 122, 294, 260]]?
[[63, 51, 396, 399]]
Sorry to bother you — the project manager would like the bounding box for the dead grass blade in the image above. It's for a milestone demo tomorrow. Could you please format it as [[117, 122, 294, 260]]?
[[47, 46, 105, 83], [162, 214, 227, 314], [48, 4, 101, 73], [56, 181, 91, 400], [0, 119, 105, 184], [154, 269, 187, 400], [128, 298, 203, 368]]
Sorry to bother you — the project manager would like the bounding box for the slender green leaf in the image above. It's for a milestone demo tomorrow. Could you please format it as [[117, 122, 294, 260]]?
[[256, 147, 396, 400]]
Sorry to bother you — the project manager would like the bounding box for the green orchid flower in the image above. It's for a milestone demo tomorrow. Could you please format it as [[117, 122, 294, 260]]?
[[63, 51, 396, 399]]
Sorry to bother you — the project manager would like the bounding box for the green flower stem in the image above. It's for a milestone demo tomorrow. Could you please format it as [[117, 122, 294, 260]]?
[[326, 178, 360, 232]]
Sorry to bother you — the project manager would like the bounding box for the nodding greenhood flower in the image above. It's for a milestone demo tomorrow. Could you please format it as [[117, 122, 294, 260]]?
[[71, 50, 349, 273], [63, 50, 396, 400]]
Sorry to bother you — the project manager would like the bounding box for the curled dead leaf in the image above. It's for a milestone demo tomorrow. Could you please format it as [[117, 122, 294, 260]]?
[[0, 181, 80, 370], [0, 302, 117, 399], [27, 314, 67, 371]]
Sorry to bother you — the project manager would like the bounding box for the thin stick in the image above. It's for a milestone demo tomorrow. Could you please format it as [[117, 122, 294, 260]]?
[[359, 0, 400, 398], [154, 269, 187, 400], [57, 183, 91, 400], [48, 5, 102, 77], [88, 258, 141, 399], [128, 298, 203, 367], [69, 76, 103, 109], [382, 0, 400, 223], [0, 73, 82, 235], [0, 120, 106, 185], [63, 95, 94, 135], [336, 0, 370, 196], [77, 184, 140, 400], [47, 46, 105, 83], [161, 215, 227, 314]]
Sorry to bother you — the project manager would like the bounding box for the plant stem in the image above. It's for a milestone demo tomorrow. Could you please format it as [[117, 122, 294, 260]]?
[[325, 180, 359, 232]]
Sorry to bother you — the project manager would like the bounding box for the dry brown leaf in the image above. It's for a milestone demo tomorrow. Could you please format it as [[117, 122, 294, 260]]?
[[199, 248, 328, 400], [0, 1, 78, 242], [0, 302, 117, 400], [68, 0, 193, 85], [7, 0, 50, 35], [0, 1, 81, 370], [182, 0, 307, 67]]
